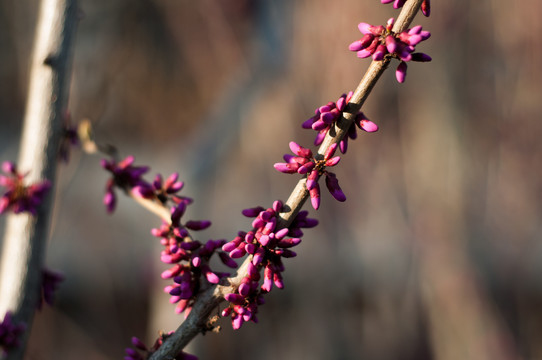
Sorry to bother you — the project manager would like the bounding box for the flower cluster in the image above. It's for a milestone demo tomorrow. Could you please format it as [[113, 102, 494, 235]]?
[[302, 91, 378, 153], [349, 18, 431, 82], [274, 142, 345, 210], [125, 334, 197, 360], [133, 172, 192, 205], [101, 156, 150, 213], [152, 203, 237, 315], [221, 201, 318, 329], [101, 156, 192, 213], [381, 0, 430, 17], [0, 161, 51, 215], [38, 268, 64, 310], [0, 312, 26, 355]]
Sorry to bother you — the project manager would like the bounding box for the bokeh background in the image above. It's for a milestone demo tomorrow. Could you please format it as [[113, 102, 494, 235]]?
[[1, 0, 542, 359]]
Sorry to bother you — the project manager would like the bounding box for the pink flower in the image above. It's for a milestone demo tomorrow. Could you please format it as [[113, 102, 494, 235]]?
[[274, 142, 346, 210], [302, 92, 378, 153], [381, 0, 431, 17], [38, 268, 64, 309], [101, 156, 150, 213], [0, 161, 51, 215], [349, 18, 431, 83], [221, 201, 318, 329], [125, 334, 198, 360], [0, 312, 26, 355], [152, 205, 236, 317]]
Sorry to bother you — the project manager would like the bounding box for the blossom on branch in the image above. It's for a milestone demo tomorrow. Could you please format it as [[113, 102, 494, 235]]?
[[132, 172, 193, 205], [38, 268, 64, 309], [0, 161, 51, 215], [381, 0, 431, 17], [274, 142, 346, 209], [349, 18, 431, 83], [302, 92, 378, 153], [0, 312, 26, 355], [221, 201, 318, 329], [101, 155, 150, 213], [125, 334, 198, 360], [152, 204, 237, 316]]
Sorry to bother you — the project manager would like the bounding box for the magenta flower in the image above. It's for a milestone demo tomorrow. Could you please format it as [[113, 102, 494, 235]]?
[[0, 312, 26, 355], [125, 334, 198, 360], [274, 142, 346, 210], [349, 18, 431, 83], [0, 161, 51, 216], [101, 156, 150, 213], [132, 172, 193, 206], [381, 0, 430, 17], [302, 92, 378, 153], [152, 204, 236, 315], [221, 201, 318, 330], [38, 268, 64, 310]]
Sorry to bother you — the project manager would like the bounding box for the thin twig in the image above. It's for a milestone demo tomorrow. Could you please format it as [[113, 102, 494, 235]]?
[[148, 1, 425, 358]]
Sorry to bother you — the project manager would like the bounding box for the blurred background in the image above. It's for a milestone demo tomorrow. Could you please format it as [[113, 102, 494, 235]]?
[[1, 0, 542, 359]]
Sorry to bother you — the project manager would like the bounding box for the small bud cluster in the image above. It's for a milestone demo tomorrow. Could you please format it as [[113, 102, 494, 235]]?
[[101, 156, 192, 213], [221, 201, 318, 329], [38, 268, 64, 310], [101, 156, 151, 213], [0, 161, 51, 215], [152, 203, 237, 315], [381, 0, 430, 17], [133, 172, 192, 205], [302, 92, 378, 153], [0, 312, 26, 355], [125, 334, 197, 360], [274, 142, 345, 210], [349, 18, 431, 83]]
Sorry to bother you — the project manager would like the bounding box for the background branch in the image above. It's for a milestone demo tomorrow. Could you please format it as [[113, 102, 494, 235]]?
[[0, 0, 78, 358]]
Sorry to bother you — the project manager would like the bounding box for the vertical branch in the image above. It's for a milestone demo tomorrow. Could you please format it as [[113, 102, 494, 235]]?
[[0, 0, 78, 358]]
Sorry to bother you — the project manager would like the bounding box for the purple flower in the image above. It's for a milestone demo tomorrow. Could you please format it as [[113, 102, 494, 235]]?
[[274, 142, 346, 210], [125, 334, 198, 360], [381, 0, 431, 17], [152, 205, 236, 316], [133, 172, 193, 205], [101, 156, 150, 213], [221, 201, 318, 329], [0, 161, 51, 215], [349, 18, 431, 83], [38, 268, 64, 309], [302, 92, 378, 153], [0, 312, 26, 355]]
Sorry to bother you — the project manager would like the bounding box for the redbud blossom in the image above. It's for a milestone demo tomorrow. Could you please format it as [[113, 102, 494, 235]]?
[[0, 312, 26, 355], [381, 0, 430, 17], [349, 18, 431, 83], [302, 92, 378, 153], [152, 204, 236, 317], [125, 334, 198, 360], [0, 161, 51, 215], [221, 202, 318, 329], [275, 141, 346, 210], [38, 268, 64, 309]]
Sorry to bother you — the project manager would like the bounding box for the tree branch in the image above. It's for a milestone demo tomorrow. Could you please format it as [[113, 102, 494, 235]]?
[[0, 1, 78, 358], [148, 0, 425, 358]]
